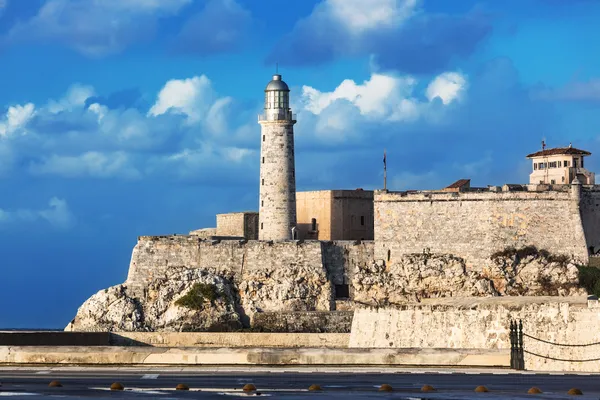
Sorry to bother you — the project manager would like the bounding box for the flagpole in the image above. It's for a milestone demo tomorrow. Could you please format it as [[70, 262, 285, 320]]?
[[383, 149, 387, 191]]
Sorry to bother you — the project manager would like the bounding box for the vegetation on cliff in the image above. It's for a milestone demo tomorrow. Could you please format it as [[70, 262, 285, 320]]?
[[578, 266, 600, 297], [175, 283, 221, 310]]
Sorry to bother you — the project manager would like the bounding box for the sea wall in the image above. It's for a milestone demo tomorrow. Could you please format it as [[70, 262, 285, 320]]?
[[252, 311, 353, 333], [374, 187, 590, 271], [349, 296, 600, 372]]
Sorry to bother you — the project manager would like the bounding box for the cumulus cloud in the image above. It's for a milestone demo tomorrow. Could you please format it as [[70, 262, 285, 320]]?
[[5, 0, 192, 57], [47, 84, 96, 113], [149, 75, 220, 123], [0, 103, 35, 137], [298, 71, 466, 140], [426, 72, 467, 104], [326, 0, 417, 32], [0, 197, 75, 229], [267, 0, 491, 74], [0, 74, 252, 181]]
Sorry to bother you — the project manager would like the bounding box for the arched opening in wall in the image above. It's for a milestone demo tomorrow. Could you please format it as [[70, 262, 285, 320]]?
[[387, 249, 391, 262], [311, 218, 317, 231]]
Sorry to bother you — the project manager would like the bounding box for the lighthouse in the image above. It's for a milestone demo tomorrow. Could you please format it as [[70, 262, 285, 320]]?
[[258, 74, 297, 240]]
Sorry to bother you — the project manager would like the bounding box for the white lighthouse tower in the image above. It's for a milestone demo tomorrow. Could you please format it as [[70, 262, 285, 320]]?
[[258, 74, 297, 241]]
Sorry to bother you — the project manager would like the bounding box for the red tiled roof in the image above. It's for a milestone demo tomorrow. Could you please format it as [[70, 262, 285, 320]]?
[[445, 179, 471, 189], [526, 147, 591, 158]]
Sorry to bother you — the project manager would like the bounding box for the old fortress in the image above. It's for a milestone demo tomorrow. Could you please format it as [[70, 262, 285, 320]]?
[[124, 73, 600, 304], [69, 74, 600, 350]]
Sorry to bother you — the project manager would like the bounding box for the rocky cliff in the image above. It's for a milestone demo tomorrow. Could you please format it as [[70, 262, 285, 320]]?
[[352, 247, 586, 306]]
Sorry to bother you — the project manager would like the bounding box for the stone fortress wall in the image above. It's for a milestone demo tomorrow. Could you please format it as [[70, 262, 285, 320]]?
[[127, 184, 600, 300], [125, 235, 374, 308], [374, 184, 600, 272]]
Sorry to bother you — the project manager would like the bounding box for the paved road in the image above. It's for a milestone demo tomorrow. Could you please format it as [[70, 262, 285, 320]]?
[[0, 367, 599, 399]]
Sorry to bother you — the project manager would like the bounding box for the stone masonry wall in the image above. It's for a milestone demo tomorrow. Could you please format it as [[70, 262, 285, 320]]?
[[374, 188, 589, 272], [259, 121, 296, 241], [581, 187, 600, 254], [322, 241, 374, 288], [349, 297, 600, 372], [252, 311, 353, 333], [127, 236, 322, 291], [216, 213, 245, 237]]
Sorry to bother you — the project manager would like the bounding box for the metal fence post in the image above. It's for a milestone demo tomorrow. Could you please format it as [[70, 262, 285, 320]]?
[[518, 319, 525, 370], [509, 320, 516, 369]]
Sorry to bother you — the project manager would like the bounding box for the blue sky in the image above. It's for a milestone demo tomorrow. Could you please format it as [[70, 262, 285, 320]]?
[[1, 0, 599, 328]]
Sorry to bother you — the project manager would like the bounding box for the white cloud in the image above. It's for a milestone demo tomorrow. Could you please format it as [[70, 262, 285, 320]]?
[[47, 84, 95, 113], [326, 0, 418, 32], [301, 71, 466, 125], [0, 197, 75, 229], [149, 75, 221, 123], [30, 151, 141, 179], [302, 74, 417, 118], [0, 103, 36, 137], [426, 72, 467, 104]]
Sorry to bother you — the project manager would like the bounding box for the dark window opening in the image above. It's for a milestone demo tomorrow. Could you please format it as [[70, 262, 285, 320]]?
[[261, 200, 264, 207], [262, 135, 265, 142], [262, 179, 264, 185], [262, 157, 265, 164], [261, 223, 263, 230], [360, 216, 365, 226], [551, 179, 556, 184], [387, 249, 391, 261], [311, 218, 317, 231], [335, 284, 350, 299]]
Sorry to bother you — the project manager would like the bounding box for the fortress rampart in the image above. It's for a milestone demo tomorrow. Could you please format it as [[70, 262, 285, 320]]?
[[125, 236, 374, 306], [374, 185, 600, 272]]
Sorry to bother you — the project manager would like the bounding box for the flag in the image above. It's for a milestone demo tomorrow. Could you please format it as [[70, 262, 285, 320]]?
[[383, 150, 386, 168]]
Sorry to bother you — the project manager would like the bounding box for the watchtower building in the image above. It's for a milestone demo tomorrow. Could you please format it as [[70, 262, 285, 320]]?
[[258, 74, 297, 240]]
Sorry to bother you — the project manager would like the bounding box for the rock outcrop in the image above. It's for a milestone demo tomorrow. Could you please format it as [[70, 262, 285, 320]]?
[[352, 253, 495, 305], [67, 262, 333, 332], [66, 269, 242, 332], [352, 247, 586, 306]]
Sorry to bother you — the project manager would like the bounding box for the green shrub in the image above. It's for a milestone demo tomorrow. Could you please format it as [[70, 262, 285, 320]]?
[[175, 283, 221, 310], [578, 266, 600, 297]]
